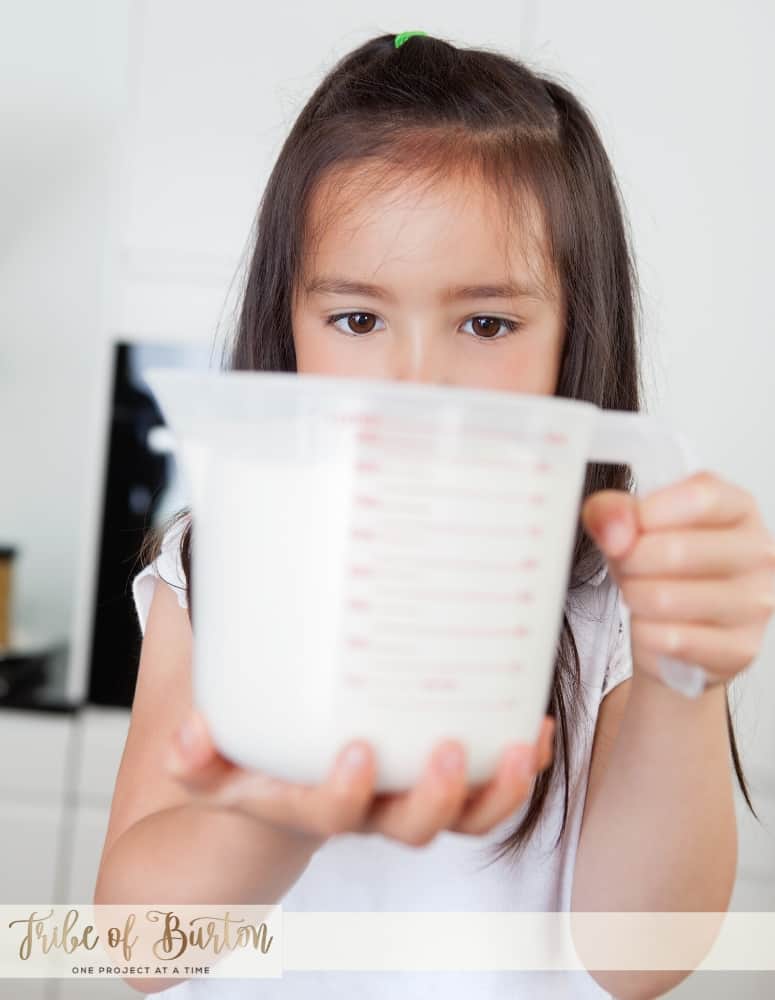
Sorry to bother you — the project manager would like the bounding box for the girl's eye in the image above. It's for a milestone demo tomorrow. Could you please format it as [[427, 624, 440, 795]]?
[[325, 312, 521, 341], [460, 316, 521, 341], [326, 312, 384, 336]]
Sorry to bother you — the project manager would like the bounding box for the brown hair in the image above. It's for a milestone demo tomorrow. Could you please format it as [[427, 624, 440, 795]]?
[[138, 31, 756, 864]]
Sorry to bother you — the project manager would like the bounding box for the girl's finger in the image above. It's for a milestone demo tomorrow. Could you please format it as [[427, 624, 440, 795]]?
[[360, 741, 469, 846], [163, 710, 239, 792], [450, 718, 555, 836], [638, 474, 755, 531], [630, 617, 764, 676], [450, 743, 536, 835], [537, 716, 556, 771], [311, 741, 380, 836], [620, 570, 775, 628], [618, 527, 775, 580], [216, 740, 378, 839], [164, 709, 305, 812]]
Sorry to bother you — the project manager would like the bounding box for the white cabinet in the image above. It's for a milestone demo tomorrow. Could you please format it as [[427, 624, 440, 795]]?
[[0, 711, 72, 905], [0, 707, 131, 999], [0, 711, 72, 1000], [0, 711, 72, 800], [58, 979, 136, 998], [65, 803, 112, 904], [74, 708, 130, 805], [0, 982, 48, 999], [60, 709, 133, 998], [0, 801, 63, 903], [65, 708, 131, 903]]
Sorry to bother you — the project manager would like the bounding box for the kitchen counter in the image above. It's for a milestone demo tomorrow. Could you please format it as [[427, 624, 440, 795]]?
[[0, 641, 84, 714]]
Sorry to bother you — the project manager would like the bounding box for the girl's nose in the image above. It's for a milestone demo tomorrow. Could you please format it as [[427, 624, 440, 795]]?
[[390, 331, 449, 385]]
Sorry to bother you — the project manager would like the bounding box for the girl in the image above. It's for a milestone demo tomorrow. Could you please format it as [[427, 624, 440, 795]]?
[[96, 30, 775, 999]]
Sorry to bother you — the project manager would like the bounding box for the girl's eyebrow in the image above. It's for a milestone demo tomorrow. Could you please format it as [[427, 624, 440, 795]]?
[[304, 274, 550, 303]]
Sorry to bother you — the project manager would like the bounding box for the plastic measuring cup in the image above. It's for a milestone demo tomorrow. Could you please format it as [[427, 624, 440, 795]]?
[[144, 369, 708, 792]]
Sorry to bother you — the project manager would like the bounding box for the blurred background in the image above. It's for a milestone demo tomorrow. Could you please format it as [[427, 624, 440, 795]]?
[[1, 1, 773, 997]]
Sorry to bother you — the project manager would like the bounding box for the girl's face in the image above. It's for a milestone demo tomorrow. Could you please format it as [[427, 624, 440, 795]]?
[[292, 168, 566, 394]]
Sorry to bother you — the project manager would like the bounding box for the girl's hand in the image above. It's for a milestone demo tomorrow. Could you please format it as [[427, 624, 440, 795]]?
[[164, 711, 555, 848], [582, 470, 775, 687]]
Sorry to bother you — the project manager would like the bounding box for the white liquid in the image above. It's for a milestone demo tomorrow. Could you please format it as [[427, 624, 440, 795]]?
[[191, 430, 584, 791]]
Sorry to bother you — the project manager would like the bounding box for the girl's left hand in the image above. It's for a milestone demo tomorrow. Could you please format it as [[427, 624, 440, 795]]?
[[581, 470, 775, 688]]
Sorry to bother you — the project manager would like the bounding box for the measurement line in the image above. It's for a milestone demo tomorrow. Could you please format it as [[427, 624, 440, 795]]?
[[342, 660, 524, 674], [342, 673, 466, 692], [355, 455, 554, 478], [337, 693, 521, 710], [351, 521, 544, 539], [349, 555, 539, 574], [348, 624, 530, 642], [348, 592, 535, 609], [354, 494, 546, 511], [355, 437, 553, 470], [332, 413, 568, 447]]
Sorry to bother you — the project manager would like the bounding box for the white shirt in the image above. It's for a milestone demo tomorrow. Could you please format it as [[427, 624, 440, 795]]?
[[131, 520, 633, 998]]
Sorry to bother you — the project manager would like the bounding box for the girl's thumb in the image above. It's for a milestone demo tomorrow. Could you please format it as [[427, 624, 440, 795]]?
[[165, 710, 212, 775]]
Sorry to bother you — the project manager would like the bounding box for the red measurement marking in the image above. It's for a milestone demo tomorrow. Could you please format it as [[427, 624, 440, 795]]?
[[528, 494, 546, 505], [371, 521, 539, 539], [363, 696, 520, 710], [370, 483, 547, 503], [355, 494, 380, 508], [422, 678, 459, 691], [379, 624, 531, 638], [333, 412, 564, 455], [356, 460, 380, 473], [535, 461, 553, 473], [347, 637, 369, 648], [361, 660, 524, 673], [345, 416, 536, 444], [529, 524, 544, 536], [356, 433, 541, 464], [347, 589, 535, 604], [354, 556, 532, 572], [351, 528, 375, 540], [432, 486, 535, 502], [358, 439, 547, 471], [344, 673, 367, 686], [334, 413, 383, 425]]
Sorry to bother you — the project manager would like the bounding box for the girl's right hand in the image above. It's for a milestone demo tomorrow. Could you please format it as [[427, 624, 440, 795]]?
[[164, 710, 555, 849]]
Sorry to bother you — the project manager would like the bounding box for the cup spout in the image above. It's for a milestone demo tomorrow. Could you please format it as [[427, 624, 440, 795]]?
[[143, 367, 212, 521]]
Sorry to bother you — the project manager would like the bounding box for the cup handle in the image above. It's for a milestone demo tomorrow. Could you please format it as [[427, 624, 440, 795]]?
[[587, 409, 708, 699]]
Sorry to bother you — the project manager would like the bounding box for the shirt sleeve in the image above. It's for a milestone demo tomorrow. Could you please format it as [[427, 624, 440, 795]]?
[[601, 588, 633, 700], [131, 518, 190, 637]]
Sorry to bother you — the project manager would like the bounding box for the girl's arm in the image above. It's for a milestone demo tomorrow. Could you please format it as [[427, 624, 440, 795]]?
[[570, 671, 737, 1000], [94, 580, 322, 993], [573, 469, 774, 999]]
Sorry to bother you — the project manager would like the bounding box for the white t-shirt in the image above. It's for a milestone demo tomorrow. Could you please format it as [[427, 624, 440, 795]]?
[[131, 520, 633, 999]]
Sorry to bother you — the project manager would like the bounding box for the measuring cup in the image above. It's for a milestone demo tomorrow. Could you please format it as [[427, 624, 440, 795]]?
[[143, 369, 708, 792]]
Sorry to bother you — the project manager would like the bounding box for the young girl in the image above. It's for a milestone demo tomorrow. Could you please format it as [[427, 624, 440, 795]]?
[[96, 30, 774, 999]]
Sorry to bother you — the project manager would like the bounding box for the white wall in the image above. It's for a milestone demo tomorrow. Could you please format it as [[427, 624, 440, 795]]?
[[0, 0, 131, 643]]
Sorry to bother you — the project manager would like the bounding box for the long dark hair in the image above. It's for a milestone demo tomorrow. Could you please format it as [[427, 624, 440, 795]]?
[[139, 31, 757, 863]]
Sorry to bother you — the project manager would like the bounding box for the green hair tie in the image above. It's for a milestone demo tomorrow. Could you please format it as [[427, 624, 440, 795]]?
[[394, 30, 427, 48]]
